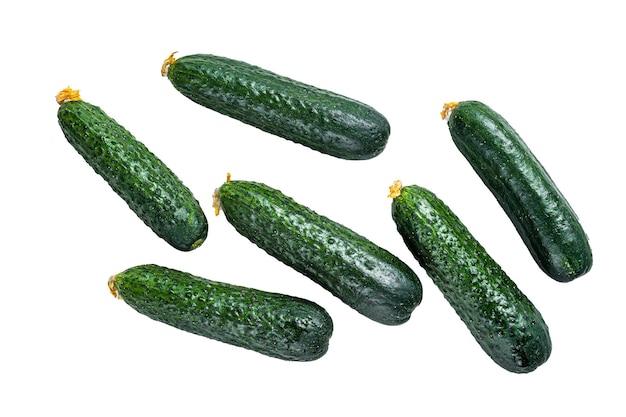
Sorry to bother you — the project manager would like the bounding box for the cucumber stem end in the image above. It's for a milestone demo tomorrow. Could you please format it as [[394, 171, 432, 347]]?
[[212, 189, 221, 216], [108, 275, 122, 300], [191, 238, 205, 250], [388, 180, 403, 199], [212, 173, 232, 216], [56, 87, 82, 104], [161, 51, 178, 77], [441, 102, 460, 120]]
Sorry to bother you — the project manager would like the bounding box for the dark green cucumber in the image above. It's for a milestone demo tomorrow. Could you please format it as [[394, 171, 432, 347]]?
[[56, 88, 208, 251], [162, 52, 390, 160], [390, 181, 551, 373], [109, 264, 333, 361], [213, 176, 422, 325], [443, 101, 592, 282]]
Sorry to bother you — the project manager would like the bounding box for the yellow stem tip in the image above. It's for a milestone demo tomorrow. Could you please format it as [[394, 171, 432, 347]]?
[[388, 180, 403, 199], [161, 51, 178, 76], [212, 172, 233, 216], [108, 275, 121, 299], [56, 87, 82, 104], [441, 101, 460, 120]]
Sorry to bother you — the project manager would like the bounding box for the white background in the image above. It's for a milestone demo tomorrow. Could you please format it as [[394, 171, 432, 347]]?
[[2, 1, 624, 415]]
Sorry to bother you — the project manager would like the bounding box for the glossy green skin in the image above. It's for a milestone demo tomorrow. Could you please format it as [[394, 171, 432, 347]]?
[[392, 185, 551, 373], [217, 180, 422, 325], [447, 101, 592, 282], [57, 100, 208, 251], [166, 54, 390, 160], [113, 264, 333, 361]]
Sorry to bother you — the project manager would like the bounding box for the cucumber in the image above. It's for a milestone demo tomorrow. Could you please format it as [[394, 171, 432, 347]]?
[[213, 175, 422, 325], [390, 181, 551, 373], [162, 52, 390, 160], [56, 88, 208, 251], [109, 264, 333, 361], [442, 101, 592, 282]]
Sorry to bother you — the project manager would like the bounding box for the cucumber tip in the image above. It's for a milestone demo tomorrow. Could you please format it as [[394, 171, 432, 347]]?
[[388, 180, 403, 198], [108, 275, 121, 299]]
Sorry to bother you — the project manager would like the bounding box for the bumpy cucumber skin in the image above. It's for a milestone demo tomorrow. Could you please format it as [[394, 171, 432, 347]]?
[[447, 101, 592, 282], [217, 180, 423, 326], [391, 185, 551, 373], [113, 264, 333, 361], [57, 100, 208, 251], [166, 54, 390, 160]]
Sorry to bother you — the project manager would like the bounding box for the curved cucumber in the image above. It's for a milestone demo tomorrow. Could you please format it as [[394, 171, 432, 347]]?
[[390, 181, 551, 373], [442, 101, 592, 282], [109, 264, 333, 361], [162, 52, 390, 160], [56, 88, 208, 251], [213, 176, 423, 325]]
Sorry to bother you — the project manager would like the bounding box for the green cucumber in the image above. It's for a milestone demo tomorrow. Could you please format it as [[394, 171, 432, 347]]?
[[56, 88, 208, 251], [442, 101, 592, 282], [390, 181, 551, 373], [213, 175, 422, 326], [109, 264, 333, 361], [162, 52, 390, 160]]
